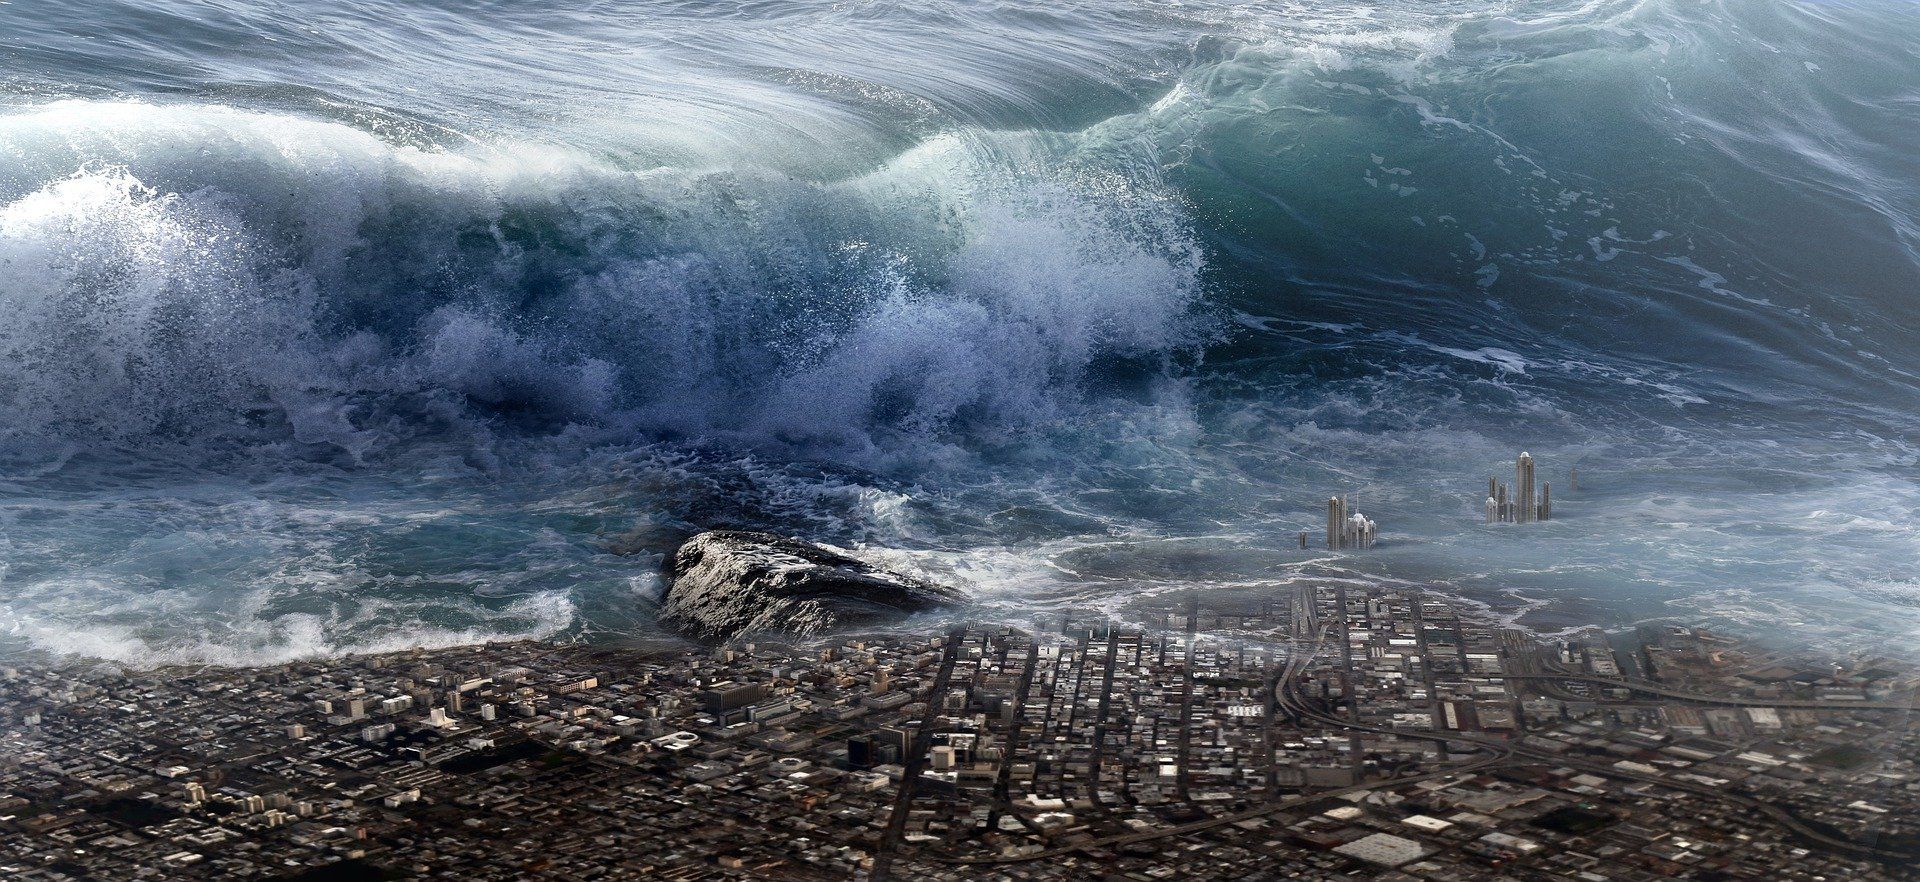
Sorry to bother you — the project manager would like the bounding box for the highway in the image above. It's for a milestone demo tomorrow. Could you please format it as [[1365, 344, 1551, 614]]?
[[869, 627, 966, 882], [1504, 672, 1920, 712]]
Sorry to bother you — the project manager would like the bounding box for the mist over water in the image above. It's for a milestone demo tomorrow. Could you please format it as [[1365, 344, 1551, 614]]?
[[1, 0, 1917, 665]]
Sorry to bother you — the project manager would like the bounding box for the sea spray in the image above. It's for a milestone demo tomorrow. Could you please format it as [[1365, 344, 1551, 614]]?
[[1, 0, 1918, 664]]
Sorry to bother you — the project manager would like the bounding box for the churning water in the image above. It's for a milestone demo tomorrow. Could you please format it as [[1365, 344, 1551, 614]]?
[[1, 0, 1917, 664]]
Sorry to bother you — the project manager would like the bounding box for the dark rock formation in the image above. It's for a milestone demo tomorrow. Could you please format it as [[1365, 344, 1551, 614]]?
[[661, 530, 964, 640]]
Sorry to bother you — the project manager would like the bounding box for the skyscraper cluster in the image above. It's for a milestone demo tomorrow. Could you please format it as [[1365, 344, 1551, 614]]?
[[1486, 451, 1551, 524], [1326, 495, 1378, 550]]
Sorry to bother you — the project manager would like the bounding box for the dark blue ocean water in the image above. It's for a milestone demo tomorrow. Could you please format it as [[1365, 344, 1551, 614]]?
[[1, 0, 1916, 664]]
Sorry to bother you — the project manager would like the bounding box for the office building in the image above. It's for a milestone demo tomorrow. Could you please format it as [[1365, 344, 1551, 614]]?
[[1326, 496, 1378, 550], [1485, 452, 1552, 524]]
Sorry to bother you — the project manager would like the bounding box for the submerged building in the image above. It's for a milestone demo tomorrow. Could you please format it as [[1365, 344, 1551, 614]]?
[[1485, 452, 1552, 524], [1326, 496, 1378, 550]]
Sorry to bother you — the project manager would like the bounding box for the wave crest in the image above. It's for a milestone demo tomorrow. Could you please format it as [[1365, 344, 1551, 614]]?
[[0, 101, 1204, 460]]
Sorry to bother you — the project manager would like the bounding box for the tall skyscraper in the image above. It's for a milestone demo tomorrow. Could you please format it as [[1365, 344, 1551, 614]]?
[[1326, 496, 1378, 550], [1516, 452, 1536, 524], [1484, 452, 1553, 524], [1327, 496, 1343, 550]]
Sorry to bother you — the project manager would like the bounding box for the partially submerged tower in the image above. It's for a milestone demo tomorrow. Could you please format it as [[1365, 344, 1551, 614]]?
[[1326, 496, 1377, 550], [1486, 452, 1553, 524]]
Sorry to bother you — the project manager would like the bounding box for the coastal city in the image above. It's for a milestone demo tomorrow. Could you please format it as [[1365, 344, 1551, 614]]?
[[6, 0, 1920, 878], [2, 584, 1916, 880]]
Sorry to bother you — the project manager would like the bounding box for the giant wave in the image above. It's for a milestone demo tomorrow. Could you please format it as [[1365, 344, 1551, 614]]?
[[0, 101, 1203, 457], [2, 0, 1918, 665]]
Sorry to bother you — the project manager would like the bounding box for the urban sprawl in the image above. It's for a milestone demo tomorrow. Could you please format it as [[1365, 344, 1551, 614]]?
[[3, 585, 1917, 880]]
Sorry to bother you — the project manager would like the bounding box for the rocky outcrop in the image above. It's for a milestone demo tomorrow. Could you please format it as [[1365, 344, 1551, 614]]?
[[661, 531, 964, 640]]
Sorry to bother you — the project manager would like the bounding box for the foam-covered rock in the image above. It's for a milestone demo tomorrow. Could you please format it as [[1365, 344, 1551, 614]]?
[[661, 531, 963, 640]]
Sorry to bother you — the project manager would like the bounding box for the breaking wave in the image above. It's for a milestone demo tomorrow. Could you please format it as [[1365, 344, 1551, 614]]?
[[4, 0, 1920, 664], [0, 101, 1204, 462]]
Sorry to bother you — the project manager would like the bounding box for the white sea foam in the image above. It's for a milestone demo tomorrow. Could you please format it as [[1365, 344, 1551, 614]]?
[[0, 101, 1203, 458], [6, 0, 1920, 668], [2, 590, 576, 668], [0, 99, 1207, 665]]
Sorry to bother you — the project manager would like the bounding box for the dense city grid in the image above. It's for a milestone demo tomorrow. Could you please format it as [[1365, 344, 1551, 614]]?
[[3, 586, 1917, 880]]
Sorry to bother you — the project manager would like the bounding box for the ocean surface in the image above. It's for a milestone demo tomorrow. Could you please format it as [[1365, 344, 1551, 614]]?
[[1, 0, 1917, 666]]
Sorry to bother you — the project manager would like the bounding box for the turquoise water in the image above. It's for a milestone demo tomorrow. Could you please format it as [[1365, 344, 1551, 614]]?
[[0, 0, 1916, 663]]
